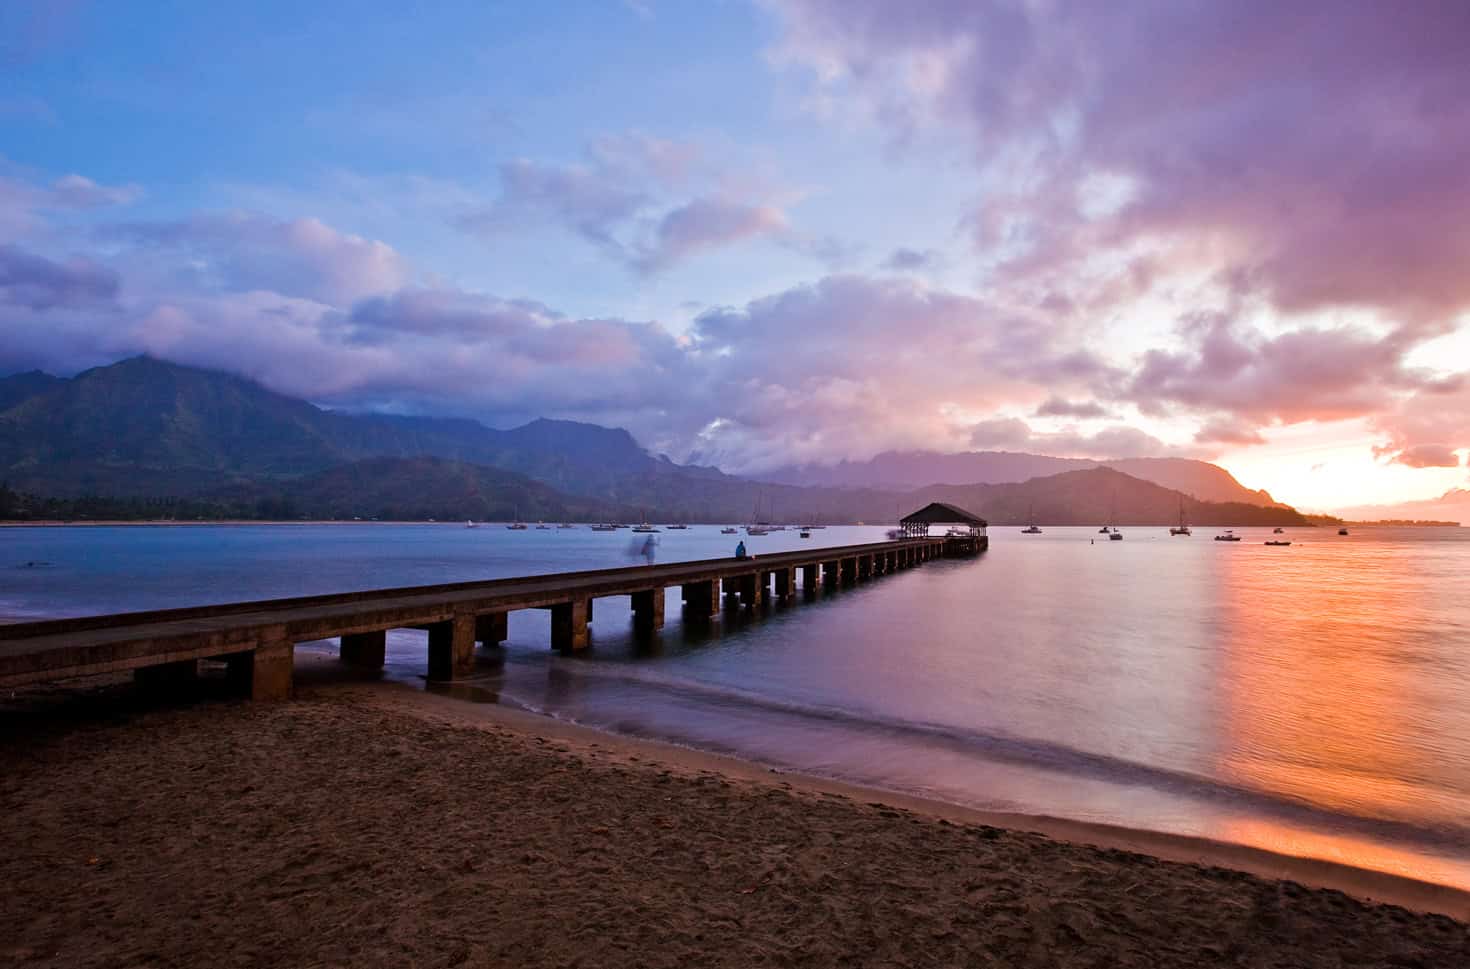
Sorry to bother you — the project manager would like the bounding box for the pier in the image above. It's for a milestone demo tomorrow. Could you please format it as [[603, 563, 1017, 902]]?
[[0, 534, 986, 701]]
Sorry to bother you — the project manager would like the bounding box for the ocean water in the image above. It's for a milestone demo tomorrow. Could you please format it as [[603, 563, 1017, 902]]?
[[4, 522, 1469, 890]]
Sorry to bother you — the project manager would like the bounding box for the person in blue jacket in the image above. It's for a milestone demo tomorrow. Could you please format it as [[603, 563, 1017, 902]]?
[[735, 540, 748, 559]]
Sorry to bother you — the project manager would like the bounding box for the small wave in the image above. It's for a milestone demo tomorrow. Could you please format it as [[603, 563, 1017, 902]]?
[[530, 658, 1470, 852]]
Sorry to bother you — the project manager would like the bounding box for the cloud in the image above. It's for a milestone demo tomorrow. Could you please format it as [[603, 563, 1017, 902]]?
[[0, 243, 118, 311], [0, 164, 141, 239], [1034, 396, 1110, 419], [968, 417, 1168, 459], [456, 138, 794, 274], [882, 247, 939, 272], [106, 213, 409, 304], [634, 197, 788, 274], [1124, 312, 1445, 426], [767, 0, 1470, 326], [1369, 379, 1470, 468], [459, 156, 649, 256], [1379, 444, 1463, 469], [48, 174, 142, 209], [767, 0, 1470, 472], [1193, 418, 1266, 447]]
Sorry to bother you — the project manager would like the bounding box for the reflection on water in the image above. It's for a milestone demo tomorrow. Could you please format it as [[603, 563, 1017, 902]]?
[[6, 523, 1470, 889]]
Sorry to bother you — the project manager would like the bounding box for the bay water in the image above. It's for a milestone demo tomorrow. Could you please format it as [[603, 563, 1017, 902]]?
[[4, 522, 1468, 889]]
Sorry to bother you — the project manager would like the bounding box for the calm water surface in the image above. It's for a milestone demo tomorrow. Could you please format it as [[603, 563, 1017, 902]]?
[[4, 522, 1469, 889]]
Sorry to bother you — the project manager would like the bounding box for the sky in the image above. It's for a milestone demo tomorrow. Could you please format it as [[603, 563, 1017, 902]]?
[[2, 0, 1468, 511]]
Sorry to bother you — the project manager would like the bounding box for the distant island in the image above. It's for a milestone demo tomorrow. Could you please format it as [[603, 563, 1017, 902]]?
[[1, 356, 1310, 528]]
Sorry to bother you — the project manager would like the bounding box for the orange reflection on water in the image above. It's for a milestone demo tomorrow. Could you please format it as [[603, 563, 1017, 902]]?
[[1212, 540, 1470, 865], [1217, 817, 1470, 892]]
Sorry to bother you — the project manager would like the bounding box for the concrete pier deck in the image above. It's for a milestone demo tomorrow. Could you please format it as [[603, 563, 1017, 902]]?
[[0, 536, 981, 700]]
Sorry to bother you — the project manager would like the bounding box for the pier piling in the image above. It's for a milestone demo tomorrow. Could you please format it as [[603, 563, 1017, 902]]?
[[341, 630, 387, 668]]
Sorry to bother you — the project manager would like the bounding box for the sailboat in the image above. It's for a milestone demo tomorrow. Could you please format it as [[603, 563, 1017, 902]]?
[[1170, 497, 1191, 536], [1021, 501, 1042, 534], [1106, 495, 1123, 539], [506, 507, 528, 530]]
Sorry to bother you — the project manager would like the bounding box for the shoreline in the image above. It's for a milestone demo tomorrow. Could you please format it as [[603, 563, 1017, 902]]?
[[391, 681, 1470, 922]]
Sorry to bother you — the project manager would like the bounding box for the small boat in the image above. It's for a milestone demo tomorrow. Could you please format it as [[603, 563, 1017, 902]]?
[[591, 523, 618, 532], [506, 508, 528, 530], [1098, 526, 1111, 534], [632, 522, 660, 533], [800, 529, 811, 538], [665, 524, 688, 530], [1265, 540, 1292, 546], [1170, 497, 1191, 536], [465, 520, 479, 529], [746, 526, 770, 536], [1272, 527, 1285, 534], [721, 527, 738, 535], [1338, 527, 1349, 536], [1108, 529, 1123, 541], [535, 522, 551, 530], [1214, 530, 1242, 542], [1021, 502, 1041, 533], [557, 523, 576, 529]]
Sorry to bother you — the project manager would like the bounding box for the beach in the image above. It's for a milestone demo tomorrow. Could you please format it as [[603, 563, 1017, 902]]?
[[3, 666, 1467, 969]]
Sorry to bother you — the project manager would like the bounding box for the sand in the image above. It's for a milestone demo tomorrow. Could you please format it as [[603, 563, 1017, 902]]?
[[3, 675, 1468, 968]]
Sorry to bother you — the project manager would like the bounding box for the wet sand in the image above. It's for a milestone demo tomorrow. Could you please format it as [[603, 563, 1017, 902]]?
[[3, 673, 1468, 968]]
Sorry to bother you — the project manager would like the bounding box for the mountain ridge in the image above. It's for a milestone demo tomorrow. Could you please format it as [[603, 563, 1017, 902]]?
[[0, 356, 1301, 526]]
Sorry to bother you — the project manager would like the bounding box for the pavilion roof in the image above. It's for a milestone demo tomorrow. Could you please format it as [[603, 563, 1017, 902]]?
[[899, 502, 988, 527]]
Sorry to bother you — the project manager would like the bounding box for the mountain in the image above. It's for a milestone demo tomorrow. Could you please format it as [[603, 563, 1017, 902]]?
[[0, 370, 64, 412], [1103, 458, 1283, 507], [214, 457, 639, 523], [0, 356, 714, 498], [760, 449, 1281, 507], [0, 356, 1308, 526], [912, 468, 1306, 527]]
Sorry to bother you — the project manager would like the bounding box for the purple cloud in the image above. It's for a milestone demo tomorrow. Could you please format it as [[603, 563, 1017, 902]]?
[[968, 417, 1169, 460], [106, 213, 408, 304], [882, 247, 939, 272], [634, 197, 788, 274], [1193, 418, 1266, 447], [771, 0, 1470, 324], [0, 244, 118, 310], [1034, 396, 1110, 420], [457, 138, 797, 275]]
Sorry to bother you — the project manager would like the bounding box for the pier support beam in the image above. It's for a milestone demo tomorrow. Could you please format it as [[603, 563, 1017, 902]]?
[[859, 555, 874, 579], [772, 567, 795, 600], [551, 599, 590, 652], [227, 631, 293, 701], [340, 630, 386, 668], [681, 580, 718, 618], [631, 588, 665, 631], [823, 561, 840, 588], [840, 557, 857, 585], [475, 612, 508, 646], [801, 563, 818, 593], [738, 573, 763, 608], [427, 613, 476, 679]]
